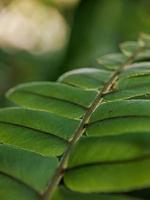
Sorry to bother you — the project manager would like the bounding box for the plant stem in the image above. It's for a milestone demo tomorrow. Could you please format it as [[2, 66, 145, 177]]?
[[42, 46, 144, 200]]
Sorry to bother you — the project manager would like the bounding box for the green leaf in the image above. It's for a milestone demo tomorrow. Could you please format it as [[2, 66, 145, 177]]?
[[118, 62, 150, 89], [104, 63, 150, 101], [135, 50, 150, 62], [0, 107, 79, 140], [120, 41, 140, 57], [64, 134, 150, 192], [58, 68, 111, 90], [88, 114, 150, 137], [65, 156, 150, 193], [7, 82, 97, 119], [139, 33, 150, 48], [90, 100, 150, 122], [68, 134, 150, 168], [0, 144, 58, 199], [120, 62, 150, 80], [0, 175, 38, 200], [52, 186, 139, 200], [119, 74, 150, 90], [97, 53, 127, 70], [87, 100, 150, 136], [104, 86, 150, 101], [0, 108, 80, 156]]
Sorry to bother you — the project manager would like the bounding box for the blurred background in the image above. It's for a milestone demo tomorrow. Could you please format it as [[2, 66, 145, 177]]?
[[0, 0, 150, 106]]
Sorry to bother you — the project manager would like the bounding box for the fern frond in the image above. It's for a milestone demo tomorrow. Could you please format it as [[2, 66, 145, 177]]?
[[0, 34, 150, 200]]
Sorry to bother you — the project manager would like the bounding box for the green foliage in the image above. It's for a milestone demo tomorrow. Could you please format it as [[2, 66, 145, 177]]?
[[63, 0, 150, 70], [0, 34, 150, 200]]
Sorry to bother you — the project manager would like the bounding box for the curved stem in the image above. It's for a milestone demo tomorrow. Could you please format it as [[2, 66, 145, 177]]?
[[42, 46, 144, 200]]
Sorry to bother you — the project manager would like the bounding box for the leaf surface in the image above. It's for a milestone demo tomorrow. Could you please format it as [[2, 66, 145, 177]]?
[[7, 82, 97, 119], [52, 186, 139, 200], [59, 68, 111, 90], [0, 145, 58, 199]]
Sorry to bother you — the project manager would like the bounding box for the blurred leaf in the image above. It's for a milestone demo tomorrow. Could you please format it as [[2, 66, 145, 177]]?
[[62, 0, 123, 70], [120, 41, 140, 57], [62, 0, 150, 72], [97, 53, 126, 70]]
